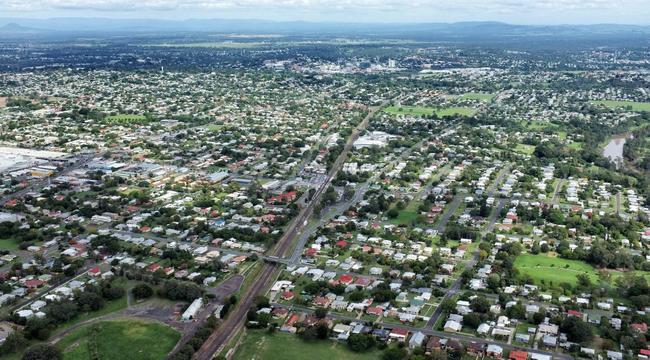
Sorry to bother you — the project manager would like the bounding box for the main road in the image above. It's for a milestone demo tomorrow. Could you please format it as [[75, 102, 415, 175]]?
[[193, 101, 390, 360]]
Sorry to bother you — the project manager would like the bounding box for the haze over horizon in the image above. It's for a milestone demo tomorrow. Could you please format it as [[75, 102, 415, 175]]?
[[1, 0, 650, 25]]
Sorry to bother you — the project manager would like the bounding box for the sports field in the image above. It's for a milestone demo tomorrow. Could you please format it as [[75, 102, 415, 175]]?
[[514, 254, 599, 286], [384, 106, 476, 117], [233, 330, 379, 360], [590, 100, 650, 112], [57, 318, 179, 360]]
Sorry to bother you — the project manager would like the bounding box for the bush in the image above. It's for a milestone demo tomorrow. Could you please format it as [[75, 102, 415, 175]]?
[[101, 283, 125, 300], [22, 344, 62, 360], [132, 283, 154, 299], [159, 280, 203, 302]]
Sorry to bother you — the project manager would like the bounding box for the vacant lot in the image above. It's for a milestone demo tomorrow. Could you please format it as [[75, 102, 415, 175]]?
[[590, 100, 650, 112], [57, 318, 179, 360], [514, 254, 599, 286], [384, 106, 475, 117], [233, 330, 380, 360], [105, 114, 148, 123]]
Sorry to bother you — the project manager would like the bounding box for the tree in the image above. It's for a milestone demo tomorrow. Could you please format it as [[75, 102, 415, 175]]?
[[347, 333, 376, 352], [315, 323, 329, 339], [560, 317, 593, 343], [1, 331, 27, 354], [463, 313, 482, 329], [22, 344, 62, 360], [486, 274, 501, 291], [132, 283, 154, 299], [315, 307, 328, 319], [160, 280, 203, 301], [383, 347, 407, 360], [506, 303, 526, 320], [77, 291, 104, 311], [101, 283, 125, 300], [470, 296, 490, 313], [576, 274, 592, 290]]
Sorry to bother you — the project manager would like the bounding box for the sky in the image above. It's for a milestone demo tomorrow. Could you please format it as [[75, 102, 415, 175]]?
[[1, 0, 649, 25]]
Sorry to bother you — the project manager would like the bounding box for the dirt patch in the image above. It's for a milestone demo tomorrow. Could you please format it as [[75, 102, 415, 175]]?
[[0, 97, 6, 108]]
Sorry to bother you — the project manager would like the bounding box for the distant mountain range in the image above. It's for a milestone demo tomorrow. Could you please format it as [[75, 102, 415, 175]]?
[[1, 18, 649, 40]]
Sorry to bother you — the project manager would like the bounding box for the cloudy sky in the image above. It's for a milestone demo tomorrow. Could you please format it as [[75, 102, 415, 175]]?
[[1, 0, 649, 24]]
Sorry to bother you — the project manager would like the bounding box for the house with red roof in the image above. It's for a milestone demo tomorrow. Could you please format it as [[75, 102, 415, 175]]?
[[148, 263, 161, 272], [631, 323, 648, 334], [389, 328, 409, 342], [567, 309, 583, 318], [88, 267, 101, 277], [313, 296, 332, 308], [281, 291, 294, 301], [354, 277, 372, 288], [509, 350, 528, 360], [25, 279, 44, 289], [266, 191, 297, 204], [366, 306, 383, 316], [639, 348, 650, 359], [305, 248, 318, 257], [338, 274, 353, 285], [335, 240, 348, 248]]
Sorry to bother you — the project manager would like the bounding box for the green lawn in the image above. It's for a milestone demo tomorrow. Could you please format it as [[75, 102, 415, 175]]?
[[233, 330, 380, 360], [568, 141, 584, 150], [0, 238, 20, 251], [384, 106, 476, 117], [590, 100, 650, 112], [105, 114, 148, 123], [514, 144, 536, 155], [206, 124, 223, 132], [390, 201, 421, 225], [514, 254, 599, 286], [460, 93, 495, 101], [57, 318, 180, 360], [53, 295, 128, 334]]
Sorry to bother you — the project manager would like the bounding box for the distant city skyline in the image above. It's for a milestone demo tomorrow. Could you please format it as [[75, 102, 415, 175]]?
[[1, 0, 649, 25]]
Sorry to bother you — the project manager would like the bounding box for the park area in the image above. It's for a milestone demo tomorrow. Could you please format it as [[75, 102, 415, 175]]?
[[233, 330, 380, 360], [514, 254, 599, 286], [590, 100, 650, 112], [384, 106, 476, 117], [56, 318, 180, 360]]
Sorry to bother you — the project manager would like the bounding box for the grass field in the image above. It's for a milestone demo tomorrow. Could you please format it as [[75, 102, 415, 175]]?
[[206, 124, 223, 132], [54, 295, 128, 334], [233, 330, 380, 360], [0, 238, 20, 251], [590, 100, 650, 112], [514, 254, 599, 286], [384, 106, 476, 117], [460, 93, 495, 101], [568, 141, 584, 150], [390, 201, 420, 225], [514, 144, 536, 155], [105, 114, 148, 123], [57, 318, 179, 360]]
